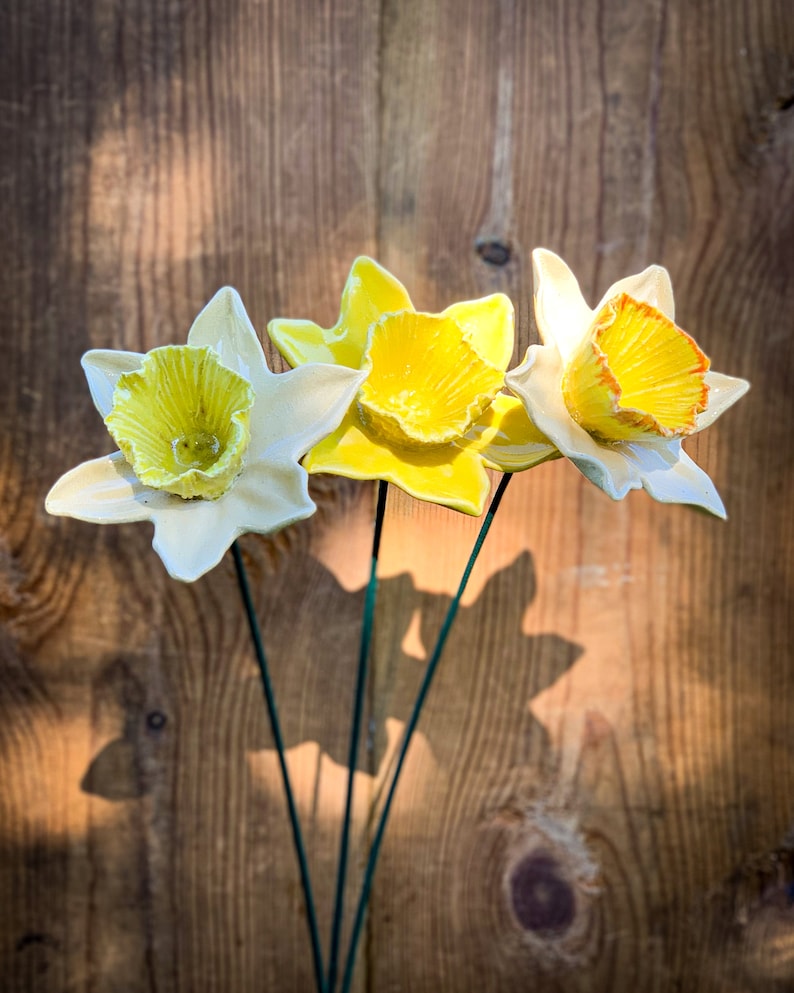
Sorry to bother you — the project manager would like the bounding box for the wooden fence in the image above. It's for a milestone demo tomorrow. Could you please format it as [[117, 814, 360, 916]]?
[[2, 0, 793, 989]]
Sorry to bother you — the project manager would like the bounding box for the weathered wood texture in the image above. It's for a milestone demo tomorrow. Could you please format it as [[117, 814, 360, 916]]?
[[1, 0, 793, 990]]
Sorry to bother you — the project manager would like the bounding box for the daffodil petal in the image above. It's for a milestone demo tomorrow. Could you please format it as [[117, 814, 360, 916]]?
[[531, 248, 594, 361], [267, 318, 344, 367], [597, 265, 675, 320], [149, 458, 317, 581], [458, 394, 559, 471], [187, 286, 271, 393], [269, 256, 414, 369], [45, 451, 169, 523], [305, 412, 492, 515], [695, 371, 750, 431], [150, 501, 240, 581], [82, 350, 145, 418], [340, 255, 414, 333], [254, 362, 366, 459], [441, 293, 515, 369], [506, 345, 641, 499], [622, 441, 726, 517]]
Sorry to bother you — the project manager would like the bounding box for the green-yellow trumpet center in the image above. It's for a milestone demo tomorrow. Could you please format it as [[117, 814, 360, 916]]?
[[357, 311, 504, 449], [562, 294, 710, 442], [105, 345, 254, 500]]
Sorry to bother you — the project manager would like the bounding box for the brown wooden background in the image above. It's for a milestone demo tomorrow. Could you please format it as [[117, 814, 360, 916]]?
[[2, 0, 793, 990]]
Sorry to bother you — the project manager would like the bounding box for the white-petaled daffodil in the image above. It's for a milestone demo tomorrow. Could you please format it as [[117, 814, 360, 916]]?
[[46, 288, 367, 581], [498, 249, 749, 516]]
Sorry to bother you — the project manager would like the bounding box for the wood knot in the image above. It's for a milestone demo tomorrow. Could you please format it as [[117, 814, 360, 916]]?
[[491, 803, 601, 968], [475, 238, 512, 266], [509, 852, 575, 935]]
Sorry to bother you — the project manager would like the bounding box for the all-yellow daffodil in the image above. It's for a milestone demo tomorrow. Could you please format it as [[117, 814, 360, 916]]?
[[502, 249, 749, 516], [46, 288, 366, 581], [268, 257, 557, 515]]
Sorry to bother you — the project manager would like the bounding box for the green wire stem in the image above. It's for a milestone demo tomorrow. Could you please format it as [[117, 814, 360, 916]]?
[[231, 540, 325, 993], [327, 481, 389, 993], [339, 473, 513, 993]]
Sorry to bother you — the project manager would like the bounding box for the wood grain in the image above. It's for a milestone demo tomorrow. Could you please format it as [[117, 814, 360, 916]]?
[[1, 0, 793, 990]]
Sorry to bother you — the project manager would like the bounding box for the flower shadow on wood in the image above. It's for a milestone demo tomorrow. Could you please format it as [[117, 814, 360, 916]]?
[[79, 550, 582, 799]]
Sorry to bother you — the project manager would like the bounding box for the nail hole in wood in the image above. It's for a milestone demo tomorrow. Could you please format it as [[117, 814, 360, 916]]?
[[146, 711, 167, 731]]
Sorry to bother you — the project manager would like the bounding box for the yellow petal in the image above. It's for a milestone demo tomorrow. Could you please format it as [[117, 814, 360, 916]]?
[[358, 311, 504, 447], [105, 345, 253, 500], [441, 293, 514, 370], [305, 411, 492, 515], [458, 394, 560, 471], [562, 293, 710, 441], [268, 256, 414, 369]]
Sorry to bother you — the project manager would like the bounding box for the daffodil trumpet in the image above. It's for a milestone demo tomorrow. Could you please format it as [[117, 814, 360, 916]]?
[[268, 256, 558, 516], [499, 249, 749, 515]]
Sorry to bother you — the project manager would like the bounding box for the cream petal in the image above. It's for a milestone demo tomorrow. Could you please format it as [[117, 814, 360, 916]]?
[[227, 459, 316, 532], [45, 451, 170, 523], [506, 344, 641, 499], [622, 441, 727, 517], [596, 264, 675, 320], [251, 363, 366, 459], [82, 350, 144, 418], [187, 286, 272, 394], [531, 249, 593, 360], [150, 499, 240, 582], [695, 371, 750, 431], [148, 458, 316, 581]]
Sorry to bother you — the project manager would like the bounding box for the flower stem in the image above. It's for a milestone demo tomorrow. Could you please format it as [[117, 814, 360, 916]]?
[[231, 540, 325, 993], [339, 473, 513, 993], [327, 481, 389, 993]]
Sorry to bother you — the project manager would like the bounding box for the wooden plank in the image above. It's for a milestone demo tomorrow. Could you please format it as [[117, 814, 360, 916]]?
[[0, 0, 379, 990], [368, 0, 794, 990]]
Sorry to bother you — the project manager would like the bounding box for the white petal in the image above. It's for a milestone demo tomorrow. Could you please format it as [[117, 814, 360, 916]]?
[[695, 371, 750, 431], [230, 459, 316, 531], [506, 344, 641, 499], [622, 441, 726, 517], [82, 350, 144, 418], [531, 249, 593, 360], [150, 497, 240, 581], [252, 363, 366, 459], [187, 287, 272, 394], [148, 458, 316, 581], [597, 264, 675, 319], [45, 451, 168, 523]]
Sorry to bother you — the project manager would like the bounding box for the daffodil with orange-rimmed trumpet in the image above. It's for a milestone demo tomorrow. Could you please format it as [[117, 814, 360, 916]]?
[[491, 249, 749, 516]]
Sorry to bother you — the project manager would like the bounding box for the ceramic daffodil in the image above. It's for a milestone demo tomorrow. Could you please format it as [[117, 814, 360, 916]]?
[[46, 288, 366, 581], [267, 257, 556, 515], [502, 249, 749, 516]]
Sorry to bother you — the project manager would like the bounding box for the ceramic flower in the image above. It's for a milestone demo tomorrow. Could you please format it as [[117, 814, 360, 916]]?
[[502, 249, 749, 516], [267, 257, 557, 515], [46, 288, 366, 581]]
